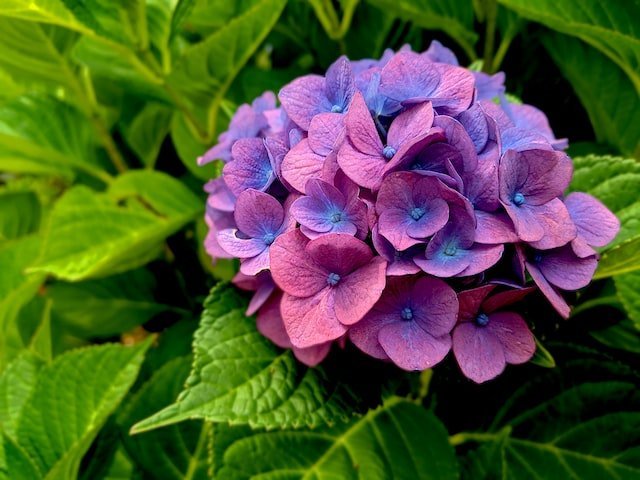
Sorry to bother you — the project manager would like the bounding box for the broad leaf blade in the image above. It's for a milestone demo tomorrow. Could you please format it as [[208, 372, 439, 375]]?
[[216, 399, 459, 479], [132, 284, 377, 432], [15, 342, 150, 480]]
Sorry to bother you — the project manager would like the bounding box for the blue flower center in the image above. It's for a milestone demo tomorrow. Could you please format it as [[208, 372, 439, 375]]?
[[263, 232, 276, 245], [382, 145, 396, 160], [327, 272, 341, 286], [475, 313, 490, 327], [331, 104, 343, 113], [513, 192, 525, 206], [444, 244, 457, 256], [401, 307, 414, 321], [330, 212, 342, 223], [533, 252, 543, 263], [410, 207, 425, 220]]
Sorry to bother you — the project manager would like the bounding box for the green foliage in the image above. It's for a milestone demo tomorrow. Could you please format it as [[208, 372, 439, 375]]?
[[216, 399, 458, 479], [133, 283, 376, 432], [0, 0, 638, 478]]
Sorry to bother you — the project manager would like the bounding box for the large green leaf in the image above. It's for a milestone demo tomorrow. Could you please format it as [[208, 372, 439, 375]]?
[[0, 354, 42, 440], [8, 342, 149, 480], [122, 103, 172, 167], [365, 0, 478, 60], [0, 94, 107, 181], [132, 283, 379, 432], [500, 0, 640, 93], [48, 269, 173, 338], [543, 34, 640, 159], [0, 19, 79, 91], [119, 357, 210, 480], [615, 271, 640, 330], [460, 353, 640, 479], [590, 319, 640, 354], [168, 0, 286, 156], [31, 171, 202, 281], [0, 0, 86, 32], [216, 399, 459, 479], [0, 237, 46, 369], [0, 191, 40, 242]]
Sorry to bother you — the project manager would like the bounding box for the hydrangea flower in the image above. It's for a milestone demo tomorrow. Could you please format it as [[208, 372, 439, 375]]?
[[202, 43, 620, 382], [452, 285, 536, 383]]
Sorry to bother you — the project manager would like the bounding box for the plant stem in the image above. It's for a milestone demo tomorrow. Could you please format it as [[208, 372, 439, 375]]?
[[449, 431, 499, 446], [482, 0, 498, 73]]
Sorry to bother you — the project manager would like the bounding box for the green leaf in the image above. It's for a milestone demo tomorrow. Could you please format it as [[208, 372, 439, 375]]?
[[500, 0, 640, 93], [119, 357, 211, 480], [132, 283, 377, 432], [216, 399, 458, 479], [47, 269, 172, 338], [168, 0, 287, 142], [463, 353, 640, 479], [615, 271, 640, 329], [60, 0, 146, 47], [0, 236, 46, 369], [170, 112, 217, 181], [543, 34, 640, 159], [13, 341, 149, 479], [28, 300, 53, 363], [365, 0, 478, 60], [31, 172, 202, 281], [0, 18, 79, 91], [0, 191, 41, 242], [0, 434, 41, 480], [0, 0, 86, 32], [529, 336, 555, 368], [0, 94, 107, 182], [590, 319, 640, 354], [0, 354, 43, 440]]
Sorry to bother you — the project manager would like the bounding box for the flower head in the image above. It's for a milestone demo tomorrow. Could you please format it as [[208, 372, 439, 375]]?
[[452, 285, 536, 383]]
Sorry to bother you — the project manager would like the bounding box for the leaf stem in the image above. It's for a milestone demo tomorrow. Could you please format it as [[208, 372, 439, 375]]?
[[449, 431, 500, 446], [482, 0, 498, 73]]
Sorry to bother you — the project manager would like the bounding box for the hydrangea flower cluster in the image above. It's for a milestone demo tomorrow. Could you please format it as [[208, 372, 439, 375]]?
[[201, 41, 620, 383]]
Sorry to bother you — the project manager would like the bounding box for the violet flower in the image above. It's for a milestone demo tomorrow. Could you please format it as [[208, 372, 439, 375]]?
[[279, 56, 355, 130], [452, 285, 536, 383], [349, 276, 458, 371], [232, 271, 276, 316], [291, 173, 368, 240], [499, 149, 576, 246], [223, 138, 276, 197], [217, 190, 294, 275], [565, 192, 619, 257], [375, 172, 450, 250], [338, 92, 437, 190], [371, 224, 422, 276], [270, 230, 387, 347]]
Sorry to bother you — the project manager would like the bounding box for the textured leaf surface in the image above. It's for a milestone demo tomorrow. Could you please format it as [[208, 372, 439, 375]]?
[[544, 34, 640, 159], [119, 357, 210, 480], [0, 191, 40, 242], [501, 0, 640, 91], [13, 342, 149, 479], [132, 283, 372, 432], [463, 352, 640, 479], [615, 271, 640, 330], [0, 0, 85, 31], [0, 354, 42, 440], [590, 319, 640, 353], [48, 269, 171, 338], [216, 399, 459, 480], [32, 172, 201, 281]]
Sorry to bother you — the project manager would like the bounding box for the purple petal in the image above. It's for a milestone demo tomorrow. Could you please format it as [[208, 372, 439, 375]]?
[[234, 189, 284, 238], [472, 71, 505, 101], [411, 277, 458, 337], [281, 139, 325, 193], [337, 140, 386, 190], [281, 289, 347, 348], [379, 322, 451, 371], [499, 149, 572, 206], [257, 293, 293, 349], [502, 203, 545, 243], [334, 256, 387, 326], [293, 342, 332, 367], [474, 210, 519, 244], [457, 285, 496, 322], [344, 92, 383, 155], [423, 40, 459, 65], [457, 244, 504, 277], [371, 224, 422, 276], [379, 52, 440, 110], [306, 233, 374, 276], [526, 261, 571, 318], [509, 103, 567, 150], [217, 229, 266, 258], [430, 63, 475, 115], [482, 287, 536, 313], [270, 230, 328, 297], [432, 115, 478, 174], [387, 101, 434, 149], [224, 138, 274, 196], [308, 112, 346, 156], [279, 74, 330, 130], [527, 199, 577, 250], [349, 312, 392, 360], [204, 178, 235, 212], [240, 248, 271, 276], [325, 56, 355, 110], [565, 192, 619, 247], [453, 323, 506, 383], [536, 245, 597, 291], [486, 312, 535, 364]]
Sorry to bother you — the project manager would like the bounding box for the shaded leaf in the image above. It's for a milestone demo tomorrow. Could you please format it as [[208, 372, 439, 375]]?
[[0, 191, 41, 242], [590, 319, 640, 354]]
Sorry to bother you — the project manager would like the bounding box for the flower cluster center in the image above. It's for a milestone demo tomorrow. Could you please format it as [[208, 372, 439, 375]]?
[[382, 145, 396, 159], [401, 307, 414, 320], [326, 272, 341, 286], [331, 104, 343, 113], [513, 192, 526, 206], [475, 313, 490, 326], [330, 212, 342, 223], [263, 232, 276, 245], [444, 244, 457, 256]]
